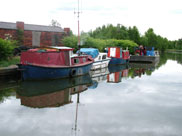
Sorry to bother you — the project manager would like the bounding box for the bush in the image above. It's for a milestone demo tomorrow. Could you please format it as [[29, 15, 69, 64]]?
[[62, 36, 78, 52], [105, 39, 138, 54], [62, 36, 138, 54], [82, 38, 138, 54], [82, 37, 106, 51], [0, 38, 16, 61]]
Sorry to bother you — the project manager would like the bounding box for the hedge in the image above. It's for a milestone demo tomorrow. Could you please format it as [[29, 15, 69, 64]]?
[[62, 36, 138, 54]]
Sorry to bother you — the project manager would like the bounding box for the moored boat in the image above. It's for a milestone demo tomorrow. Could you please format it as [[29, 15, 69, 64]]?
[[130, 46, 160, 63], [107, 47, 130, 65], [78, 48, 111, 70], [18, 47, 94, 80]]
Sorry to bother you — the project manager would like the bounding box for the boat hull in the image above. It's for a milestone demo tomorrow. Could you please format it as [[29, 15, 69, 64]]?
[[108, 64, 128, 73], [91, 59, 110, 70], [18, 63, 93, 80], [129, 55, 160, 63], [109, 58, 128, 65]]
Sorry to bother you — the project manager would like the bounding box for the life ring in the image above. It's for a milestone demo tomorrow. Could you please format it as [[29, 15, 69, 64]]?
[[70, 69, 76, 77]]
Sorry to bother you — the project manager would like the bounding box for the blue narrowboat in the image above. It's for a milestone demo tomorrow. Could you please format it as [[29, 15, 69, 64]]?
[[18, 47, 94, 80]]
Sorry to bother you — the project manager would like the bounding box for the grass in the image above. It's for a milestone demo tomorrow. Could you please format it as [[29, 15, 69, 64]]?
[[166, 49, 182, 52], [0, 56, 20, 68]]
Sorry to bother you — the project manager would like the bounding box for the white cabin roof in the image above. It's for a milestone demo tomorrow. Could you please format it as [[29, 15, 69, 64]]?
[[51, 46, 73, 50]]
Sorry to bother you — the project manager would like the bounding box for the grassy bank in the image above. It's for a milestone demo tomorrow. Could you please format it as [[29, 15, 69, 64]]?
[[0, 56, 20, 68], [166, 49, 182, 52]]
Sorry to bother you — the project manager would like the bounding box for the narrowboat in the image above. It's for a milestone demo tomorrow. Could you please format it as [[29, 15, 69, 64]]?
[[130, 46, 160, 63], [18, 47, 94, 80], [78, 48, 111, 70], [107, 47, 130, 65]]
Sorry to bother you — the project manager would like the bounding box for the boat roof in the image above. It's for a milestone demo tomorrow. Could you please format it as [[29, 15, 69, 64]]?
[[26, 46, 73, 53], [51, 46, 73, 50], [98, 52, 108, 55], [0, 21, 64, 33]]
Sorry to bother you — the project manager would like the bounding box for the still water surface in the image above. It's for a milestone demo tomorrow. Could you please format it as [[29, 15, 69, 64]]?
[[0, 53, 182, 136]]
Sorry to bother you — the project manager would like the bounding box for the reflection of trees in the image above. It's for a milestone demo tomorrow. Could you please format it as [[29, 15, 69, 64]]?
[[145, 70, 152, 76], [156, 53, 182, 69], [129, 52, 182, 78], [0, 80, 18, 103], [128, 68, 153, 78], [165, 53, 182, 65], [156, 53, 168, 69], [0, 88, 16, 103], [128, 62, 157, 78]]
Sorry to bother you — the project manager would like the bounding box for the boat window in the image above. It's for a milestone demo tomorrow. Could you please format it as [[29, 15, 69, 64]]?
[[74, 58, 79, 64], [102, 55, 106, 60], [99, 56, 101, 60], [83, 58, 86, 63]]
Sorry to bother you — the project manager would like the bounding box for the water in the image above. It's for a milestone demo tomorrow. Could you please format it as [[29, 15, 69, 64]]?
[[0, 53, 182, 136]]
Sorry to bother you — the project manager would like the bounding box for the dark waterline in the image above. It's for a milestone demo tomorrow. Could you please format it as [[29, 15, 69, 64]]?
[[0, 53, 182, 136]]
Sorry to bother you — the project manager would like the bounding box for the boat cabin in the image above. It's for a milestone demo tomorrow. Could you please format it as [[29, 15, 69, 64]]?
[[107, 47, 130, 60], [20, 47, 93, 67], [78, 48, 111, 70]]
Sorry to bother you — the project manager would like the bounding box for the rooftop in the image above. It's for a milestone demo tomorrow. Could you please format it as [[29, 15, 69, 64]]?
[[0, 21, 64, 33]]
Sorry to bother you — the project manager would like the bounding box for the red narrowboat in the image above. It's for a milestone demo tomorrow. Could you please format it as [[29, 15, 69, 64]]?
[[18, 47, 94, 80]]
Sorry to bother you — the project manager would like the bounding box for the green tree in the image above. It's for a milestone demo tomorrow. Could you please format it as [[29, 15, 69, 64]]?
[[62, 35, 78, 51], [89, 24, 129, 40], [128, 26, 140, 44], [176, 38, 182, 50], [144, 28, 158, 47], [0, 38, 16, 60], [50, 19, 61, 27]]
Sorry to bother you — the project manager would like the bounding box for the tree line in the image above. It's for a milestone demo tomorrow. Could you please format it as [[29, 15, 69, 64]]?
[[88, 24, 182, 51], [63, 24, 182, 53]]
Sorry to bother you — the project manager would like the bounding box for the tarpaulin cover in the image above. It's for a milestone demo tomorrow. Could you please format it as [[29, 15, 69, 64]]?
[[78, 48, 99, 58], [146, 47, 154, 51], [146, 50, 155, 56]]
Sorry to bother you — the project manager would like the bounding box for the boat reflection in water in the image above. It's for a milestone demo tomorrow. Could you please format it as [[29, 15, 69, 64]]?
[[16, 74, 92, 108], [89, 65, 129, 89], [89, 67, 109, 89], [107, 65, 129, 83], [129, 61, 159, 78]]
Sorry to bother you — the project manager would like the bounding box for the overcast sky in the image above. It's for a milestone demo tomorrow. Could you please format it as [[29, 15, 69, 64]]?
[[1, 0, 182, 40]]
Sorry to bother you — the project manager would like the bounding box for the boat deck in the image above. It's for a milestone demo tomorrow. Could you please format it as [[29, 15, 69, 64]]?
[[129, 55, 160, 63]]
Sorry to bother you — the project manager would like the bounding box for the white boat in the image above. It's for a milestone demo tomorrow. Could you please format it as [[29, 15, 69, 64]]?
[[78, 48, 111, 70]]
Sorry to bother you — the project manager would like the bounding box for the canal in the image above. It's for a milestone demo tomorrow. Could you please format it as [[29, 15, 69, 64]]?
[[0, 53, 182, 136]]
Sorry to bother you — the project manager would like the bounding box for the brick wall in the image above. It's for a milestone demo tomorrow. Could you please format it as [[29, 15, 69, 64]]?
[[24, 31, 32, 47], [16, 21, 24, 30], [0, 21, 68, 47], [0, 29, 65, 47], [0, 29, 17, 40]]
